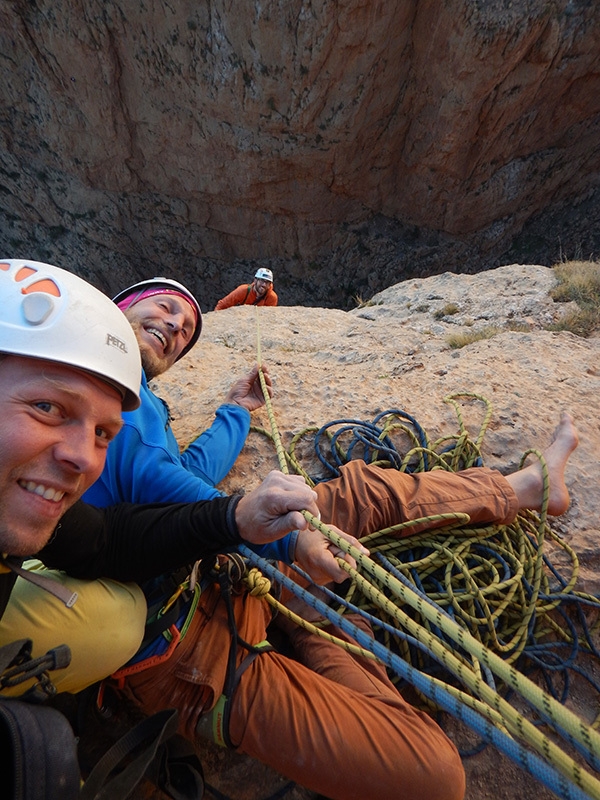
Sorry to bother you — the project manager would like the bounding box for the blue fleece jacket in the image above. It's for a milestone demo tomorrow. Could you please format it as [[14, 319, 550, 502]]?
[[83, 373, 296, 562]]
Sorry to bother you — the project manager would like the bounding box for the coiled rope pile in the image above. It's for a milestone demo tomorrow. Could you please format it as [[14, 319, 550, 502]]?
[[235, 311, 600, 799], [288, 399, 600, 684]]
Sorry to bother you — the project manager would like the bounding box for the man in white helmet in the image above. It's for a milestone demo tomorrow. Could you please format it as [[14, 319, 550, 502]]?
[[0, 258, 147, 687], [0, 269, 351, 686], [0, 263, 354, 695], [0, 259, 320, 692], [214, 267, 278, 309]]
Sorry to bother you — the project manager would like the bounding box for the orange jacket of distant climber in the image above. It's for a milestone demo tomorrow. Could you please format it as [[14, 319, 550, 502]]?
[[214, 283, 278, 310]]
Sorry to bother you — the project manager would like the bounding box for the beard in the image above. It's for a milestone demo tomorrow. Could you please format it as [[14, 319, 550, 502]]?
[[0, 504, 59, 556], [140, 347, 168, 381], [127, 319, 170, 381]]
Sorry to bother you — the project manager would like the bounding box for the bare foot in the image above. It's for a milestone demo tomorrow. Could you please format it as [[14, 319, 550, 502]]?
[[505, 412, 579, 515]]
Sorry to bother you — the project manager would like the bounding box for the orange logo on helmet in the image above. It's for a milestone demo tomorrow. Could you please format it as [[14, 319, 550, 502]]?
[[11, 266, 61, 297], [0, 263, 61, 296], [0, 261, 61, 297], [21, 279, 61, 297], [15, 266, 37, 281]]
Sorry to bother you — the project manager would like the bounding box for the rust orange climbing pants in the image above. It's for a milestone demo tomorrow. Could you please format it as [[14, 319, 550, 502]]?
[[124, 462, 518, 800]]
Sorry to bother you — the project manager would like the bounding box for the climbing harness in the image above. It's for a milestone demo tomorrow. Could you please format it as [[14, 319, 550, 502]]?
[[209, 554, 274, 749], [109, 567, 202, 685]]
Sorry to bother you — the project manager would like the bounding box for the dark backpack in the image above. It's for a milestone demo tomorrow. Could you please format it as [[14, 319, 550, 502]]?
[[0, 639, 203, 800]]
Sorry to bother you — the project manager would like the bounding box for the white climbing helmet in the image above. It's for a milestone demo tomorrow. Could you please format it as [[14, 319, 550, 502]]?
[[112, 276, 203, 359], [0, 259, 141, 410], [254, 268, 273, 282]]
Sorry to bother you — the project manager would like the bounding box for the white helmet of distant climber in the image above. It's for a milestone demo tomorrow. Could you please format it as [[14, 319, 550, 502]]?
[[0, 259, 141, 410], [254, 268, 273, 282]]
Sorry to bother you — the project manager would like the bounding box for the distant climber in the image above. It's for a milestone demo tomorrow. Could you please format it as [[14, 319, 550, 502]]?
[[215, 268, 278, 309]]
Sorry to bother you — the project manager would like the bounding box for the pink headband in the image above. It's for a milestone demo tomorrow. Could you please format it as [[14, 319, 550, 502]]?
[[117, 288, 199, 326]]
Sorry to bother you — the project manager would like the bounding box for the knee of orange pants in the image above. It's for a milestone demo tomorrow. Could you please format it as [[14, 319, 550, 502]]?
[[228, 641, 466, 800]]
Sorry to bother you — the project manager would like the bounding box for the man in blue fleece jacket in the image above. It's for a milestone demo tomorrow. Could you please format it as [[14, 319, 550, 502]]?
[[84, 276, 296, 563], [85, 277, 255, 505]]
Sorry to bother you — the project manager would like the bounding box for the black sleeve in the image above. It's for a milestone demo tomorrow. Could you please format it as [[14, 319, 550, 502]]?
[[39, 496, 243, 583]]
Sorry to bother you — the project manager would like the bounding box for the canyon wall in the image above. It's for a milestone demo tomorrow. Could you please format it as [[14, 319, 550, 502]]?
[[0, 0, 599, 306]]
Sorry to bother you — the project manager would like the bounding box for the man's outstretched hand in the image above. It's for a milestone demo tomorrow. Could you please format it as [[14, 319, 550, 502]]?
[[225, 364, 272, 412], [235, 471, 320, 544]]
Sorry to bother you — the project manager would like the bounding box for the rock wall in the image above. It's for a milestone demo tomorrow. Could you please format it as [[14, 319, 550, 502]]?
[[1, 1, 599, 307]]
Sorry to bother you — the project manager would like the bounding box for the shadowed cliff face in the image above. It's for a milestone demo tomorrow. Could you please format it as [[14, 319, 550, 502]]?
[[1, 1, 599, 308]]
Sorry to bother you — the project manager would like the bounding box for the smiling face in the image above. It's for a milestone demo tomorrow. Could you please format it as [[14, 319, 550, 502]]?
[[0, 356, 123, 556], [122, 294, 196, 380], [253, 278, 271, 298]]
